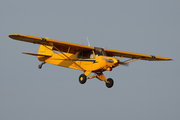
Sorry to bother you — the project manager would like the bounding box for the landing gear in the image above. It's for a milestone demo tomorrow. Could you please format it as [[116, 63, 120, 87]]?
[[38, 62, 46, 69], [79, 73, 114, 88], [106, 78, 114, 88], [79, 74, 87, 84]]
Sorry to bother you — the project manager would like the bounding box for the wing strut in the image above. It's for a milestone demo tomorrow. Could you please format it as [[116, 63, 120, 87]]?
[[47, 44, 85, 71]]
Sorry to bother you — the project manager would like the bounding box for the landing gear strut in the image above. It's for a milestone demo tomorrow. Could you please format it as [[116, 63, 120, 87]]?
[[38, 62, 46, 69], [79, 72, 114, 88]]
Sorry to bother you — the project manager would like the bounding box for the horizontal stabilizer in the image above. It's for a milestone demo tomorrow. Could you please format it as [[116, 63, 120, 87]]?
[[22, 52, 52, 57]]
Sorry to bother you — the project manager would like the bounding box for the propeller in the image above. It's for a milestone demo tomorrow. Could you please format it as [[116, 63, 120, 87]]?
[[105, 59, 114, 63], [117, 60, 129, 66], [103, 58, 129, 67]]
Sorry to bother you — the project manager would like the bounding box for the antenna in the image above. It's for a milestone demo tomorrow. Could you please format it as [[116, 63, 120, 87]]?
[[86, 37, 90, 46]]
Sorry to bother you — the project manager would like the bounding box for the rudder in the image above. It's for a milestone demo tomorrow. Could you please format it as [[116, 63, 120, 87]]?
[[38, 45, 53, 62]]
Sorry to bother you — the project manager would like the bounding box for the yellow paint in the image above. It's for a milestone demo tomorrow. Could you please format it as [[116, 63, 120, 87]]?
[[38, 45, 53, 62], [37, 51, 119, 72]]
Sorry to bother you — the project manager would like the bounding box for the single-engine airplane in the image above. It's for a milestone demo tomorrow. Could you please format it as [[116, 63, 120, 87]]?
[[9, 34, 173, 88]]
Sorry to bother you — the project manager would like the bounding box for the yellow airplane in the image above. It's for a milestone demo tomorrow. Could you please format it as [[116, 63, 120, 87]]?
[[9, 34, 173, 88]]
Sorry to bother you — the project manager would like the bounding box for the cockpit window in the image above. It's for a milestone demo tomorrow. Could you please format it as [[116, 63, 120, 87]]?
[[77, 48, 106, 59], [94, 47, 106, 57], [77, 50, 94, 59]]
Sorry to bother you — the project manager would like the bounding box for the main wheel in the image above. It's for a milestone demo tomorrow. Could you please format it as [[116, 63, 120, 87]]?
[[106, 78, 114, 88], [79, 74, 87, 84]]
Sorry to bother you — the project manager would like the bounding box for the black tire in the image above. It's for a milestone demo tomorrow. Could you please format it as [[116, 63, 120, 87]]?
[[106, 78, 114, 88], [38, 64, 42, 69], [79, 74, 87, 84]]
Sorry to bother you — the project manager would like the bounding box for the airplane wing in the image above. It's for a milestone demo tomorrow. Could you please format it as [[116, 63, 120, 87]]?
[[9, 34, 173, 61], [9, 34, 94, 54], [104, 49, 173, 61], [104, 48, 173, 61]]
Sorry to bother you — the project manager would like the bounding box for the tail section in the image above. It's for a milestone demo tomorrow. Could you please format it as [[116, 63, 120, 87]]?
[[38, 45, 53, 62], [38, 45, 53, 56], [22, 45, 53, 62], [22, 52, 52, 57]]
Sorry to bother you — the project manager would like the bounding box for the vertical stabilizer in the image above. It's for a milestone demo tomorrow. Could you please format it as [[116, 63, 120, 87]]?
[[38, 45, 53, 62]]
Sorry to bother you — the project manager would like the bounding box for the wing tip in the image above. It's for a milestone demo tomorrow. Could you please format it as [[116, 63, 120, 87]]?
[[170, 58, 174, 61], [162, 57, 174, 61], [9, 34, 21, 39]]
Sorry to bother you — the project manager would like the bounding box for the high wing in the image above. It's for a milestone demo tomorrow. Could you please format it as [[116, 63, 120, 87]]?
[[104, 48, 173, 61], [9, 34, 173, 61], [9, 34, 94, 54]]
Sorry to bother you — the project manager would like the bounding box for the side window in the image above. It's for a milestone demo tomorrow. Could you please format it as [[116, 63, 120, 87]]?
[[77, 50, 94, 59]]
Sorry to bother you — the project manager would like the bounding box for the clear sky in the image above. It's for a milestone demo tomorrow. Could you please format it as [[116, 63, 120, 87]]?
[[1, 0, 179, 120]]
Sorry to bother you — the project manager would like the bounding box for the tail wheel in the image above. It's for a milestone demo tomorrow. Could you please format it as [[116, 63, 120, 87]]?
[[106, 78, 114, 88], [38, 62, 45, 69], [38, 64, 42, 69], [79, 74, 87, 84]]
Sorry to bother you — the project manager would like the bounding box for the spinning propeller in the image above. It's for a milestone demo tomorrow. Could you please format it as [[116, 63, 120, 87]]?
[[116, 60, 129, 66], [103, 58, 129, 67]]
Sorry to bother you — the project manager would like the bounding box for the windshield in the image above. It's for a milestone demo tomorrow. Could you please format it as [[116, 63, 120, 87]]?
[[94, 47, 106, 56]]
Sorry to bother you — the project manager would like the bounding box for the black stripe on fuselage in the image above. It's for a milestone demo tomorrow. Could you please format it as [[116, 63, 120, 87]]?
[[52, 59, 98, 63]]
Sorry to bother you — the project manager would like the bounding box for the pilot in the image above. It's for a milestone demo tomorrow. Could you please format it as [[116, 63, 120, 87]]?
[[90, 53, 94, 58]]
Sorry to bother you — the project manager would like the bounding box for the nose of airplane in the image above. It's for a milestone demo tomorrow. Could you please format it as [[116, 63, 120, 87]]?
[[105, 59, 114, 63], [103, 57, 119, 63], [105, 57, 129, 66], [116, 59, 120, 64]]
